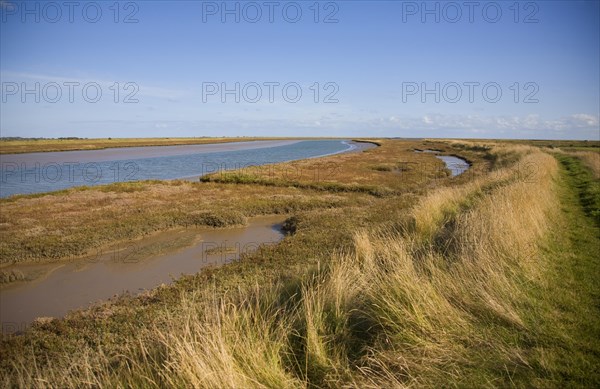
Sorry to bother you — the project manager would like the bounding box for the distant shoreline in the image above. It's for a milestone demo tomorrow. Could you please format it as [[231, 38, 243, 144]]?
[[0, 137, 356, 155]]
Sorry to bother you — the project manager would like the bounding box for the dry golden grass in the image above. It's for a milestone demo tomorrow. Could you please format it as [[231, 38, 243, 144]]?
[[5, 142, 596, 388], [409, 144, 537, 238], [297, 149, 560, 387], [156, 287, 302, 389]]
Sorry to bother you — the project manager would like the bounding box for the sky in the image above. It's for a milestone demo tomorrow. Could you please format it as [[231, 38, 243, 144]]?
[[1, 0, 599, 140]]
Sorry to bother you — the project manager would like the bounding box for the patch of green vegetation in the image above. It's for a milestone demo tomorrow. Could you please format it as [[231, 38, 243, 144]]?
[[481, 148, 521, 170], [556, 154, 600, 225], [0, 180, 175, 203], [453, 144, 491, 153], [182, 210, 247, 228], [97, 180, 165, 193], [0, 269, 25, 284], [520, 155, 600, 386], [200, 172, 395, 197], [370, 164, 394, 172], [0, 186, 90, 203], [203, 245, 238, 255]]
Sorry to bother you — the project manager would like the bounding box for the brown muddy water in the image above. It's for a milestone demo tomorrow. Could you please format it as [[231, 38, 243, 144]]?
[[0, 215, 285, 333]]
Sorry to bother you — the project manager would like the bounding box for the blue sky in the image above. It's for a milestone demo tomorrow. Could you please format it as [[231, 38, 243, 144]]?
[[1, 0, 599, 139]]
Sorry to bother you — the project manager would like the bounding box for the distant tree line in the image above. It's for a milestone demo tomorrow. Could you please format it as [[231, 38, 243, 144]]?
[[0, 137, 86, 141]]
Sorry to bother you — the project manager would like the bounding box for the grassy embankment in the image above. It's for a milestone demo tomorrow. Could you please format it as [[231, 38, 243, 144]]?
[[1, 140, 598, 387], [443, 138, 600, 153]]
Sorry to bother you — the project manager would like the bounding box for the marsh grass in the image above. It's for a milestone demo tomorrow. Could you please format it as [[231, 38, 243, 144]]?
[[199, 140, 482, 194], [2, 142, 598, 387], [200, 172, 395, 197], [0, 182, 357, 265], [1, 140, 475, 266]]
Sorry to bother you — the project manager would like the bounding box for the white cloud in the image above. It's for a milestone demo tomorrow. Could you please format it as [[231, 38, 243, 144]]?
[[571, 114, 599, 127], [366, 113, 600, 134]]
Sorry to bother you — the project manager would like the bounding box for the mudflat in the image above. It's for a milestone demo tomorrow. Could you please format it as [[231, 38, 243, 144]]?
[[0, 140, 303, 163]]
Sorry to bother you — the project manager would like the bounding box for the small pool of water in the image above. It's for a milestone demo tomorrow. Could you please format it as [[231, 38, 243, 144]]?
[[435, 155, 470, 177], [0, 215, 285, 332], [414, 149, 470, 177]]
